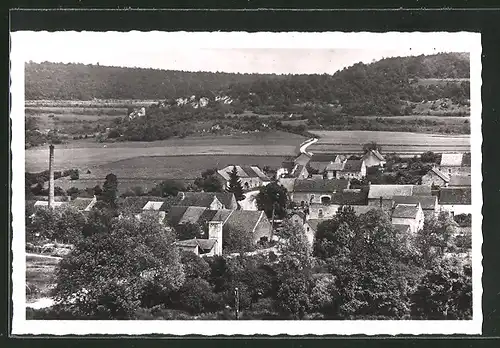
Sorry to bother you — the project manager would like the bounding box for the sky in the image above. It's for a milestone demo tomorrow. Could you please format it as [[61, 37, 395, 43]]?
[[14, 31, 471, 75]]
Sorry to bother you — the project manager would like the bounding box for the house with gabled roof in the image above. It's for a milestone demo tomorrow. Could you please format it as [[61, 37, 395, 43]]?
[[217, 165, 271, 190], [68, 196, 98, 212], [391, 203, 425, 233], [174, 191, 237, 210], [439, 153, 471, 176], [289, 211, 315, 246], [362, 149, 386, 168], [368, 184, 432, 210], [393, 195, 438, 218], [439, 187, 472, 216], [291, 178, 350, 205], [421, 166, 450, 187], [449, 175, 472, 187], [336, 159, 367, 180], [308, 154, 347, 173]]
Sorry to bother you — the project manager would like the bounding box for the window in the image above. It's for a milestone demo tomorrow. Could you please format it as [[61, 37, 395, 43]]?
[[318, 209, 324, 218], [306, 227, 310, 232]]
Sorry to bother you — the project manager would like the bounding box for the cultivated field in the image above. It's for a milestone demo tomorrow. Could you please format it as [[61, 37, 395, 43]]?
[[25, 99, 159, 108], [25, 131, 304, 173], [308, 130, 471, 154], [26, 254, 59, 302]]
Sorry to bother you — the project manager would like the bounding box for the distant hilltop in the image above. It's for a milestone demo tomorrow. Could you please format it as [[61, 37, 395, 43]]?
[[26, 53, 470, 117]]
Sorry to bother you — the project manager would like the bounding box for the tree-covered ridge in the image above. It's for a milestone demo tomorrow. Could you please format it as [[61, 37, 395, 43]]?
[[25, 61, 280, 100]]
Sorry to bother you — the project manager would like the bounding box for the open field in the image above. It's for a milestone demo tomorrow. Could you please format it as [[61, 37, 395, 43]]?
[[356, 115, 469, 123], [26, 106, 128, 116], [51, 154, 289, 193], [26, 131, 304, 172], [308, 130, 470, 154], [26, 254, 59, 302]]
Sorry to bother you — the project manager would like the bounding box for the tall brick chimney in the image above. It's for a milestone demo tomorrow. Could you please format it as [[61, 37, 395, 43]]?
[[48, 144, 55, 209]]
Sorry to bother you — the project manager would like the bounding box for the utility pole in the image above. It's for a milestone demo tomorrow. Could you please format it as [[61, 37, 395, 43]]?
[[234, 287, 240, 320]]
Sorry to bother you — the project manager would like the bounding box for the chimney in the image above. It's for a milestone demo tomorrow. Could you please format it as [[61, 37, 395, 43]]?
[[48, 144, 55, 209], [208, 221, 223, 256]]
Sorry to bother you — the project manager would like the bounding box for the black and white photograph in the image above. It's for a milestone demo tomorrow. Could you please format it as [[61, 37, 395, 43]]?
[[10, 31, 482, 335]]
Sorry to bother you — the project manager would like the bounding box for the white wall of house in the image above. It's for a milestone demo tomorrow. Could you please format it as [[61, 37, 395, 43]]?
[[439, 204, 472, 216], [309, 204, 341, 219]]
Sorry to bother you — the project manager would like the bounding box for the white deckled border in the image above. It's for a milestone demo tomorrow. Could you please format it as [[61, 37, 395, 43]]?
[[11, 31, 482, 336]]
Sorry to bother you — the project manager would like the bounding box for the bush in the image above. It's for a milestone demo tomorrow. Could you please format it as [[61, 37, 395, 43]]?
[[173, 278, 222, 315]]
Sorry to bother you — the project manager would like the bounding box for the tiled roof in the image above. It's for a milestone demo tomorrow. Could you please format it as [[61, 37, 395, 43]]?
[[294, 179, 349, 193], [179, 206, 208, 225], [218, 165, 269, 181], [362, 149, 385, 162], [166, 206, 189, 225], [368, 185, 414, 199], [426, 167, 450, 182], [326, 161, 344, 171], [225, 210, 266, 234], [175, 192, 218, 208], [439, 187, 472, 205], [412, 185, 432, 196], [393, 195, 437, 210], [122, 196, 163, 214], [393, 223, 411, 234], [340, 159, 364, 172], [351, 206, 377, 215], [143, 201, 164, 211], [392, 204, 420, 219], [34, 201, 68, 208], [330, 190, 368, 205], [292, 165, 307, 178], [449, 175, 472, 187], [440, 153, 464, 167], [282, 161, 295, 172], [250, 166, 271, 181], [310, 153, 341, 163]]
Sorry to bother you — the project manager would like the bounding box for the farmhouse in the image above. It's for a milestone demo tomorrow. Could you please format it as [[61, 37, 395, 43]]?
[[175, 238, 219, 257], [174, 191, 238, 210], [166, 206, 272, 248], [368, 184, 414, 210], [392, 195, 438, 218], [421, 167, 450, 187], [439, 187, 472, 216], [308, 154, 347, 173], [336, 159, 367, 180], [391, 203, 425, 233], [449, 175, 471, 187], [439, 153, 471, 176], [362, 149, 386, 168], [291, 179, 350, 205], [217, 165, 271, 190]]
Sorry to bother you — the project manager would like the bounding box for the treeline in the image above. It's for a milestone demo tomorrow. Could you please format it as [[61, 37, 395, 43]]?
[[25, 61, 277, 100], [26, 54, 469, 117]]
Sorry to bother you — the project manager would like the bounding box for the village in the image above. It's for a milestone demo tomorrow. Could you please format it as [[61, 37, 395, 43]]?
[[26, 140, 472, 259]]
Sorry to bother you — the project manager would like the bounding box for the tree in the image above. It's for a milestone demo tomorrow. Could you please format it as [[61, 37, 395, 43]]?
[[149, 180, 186, 197], [172, 278, 221, 315], [420, 151, 440, 164], [175, 222, 203, 241], [102, 173, 118, 208], [255, 182, 288, 219], [223, 225, 256, 254], [228, 166, 245, 201], [28, 206, 87, 244], [54, 214, 186, 319], [194, 171, 223, 193], [274, 274, 311, 319], [363, 141, 382, 154], [310, 275, 337, 314], [411, 258, 472, 320], [180, 250, 210, 279]]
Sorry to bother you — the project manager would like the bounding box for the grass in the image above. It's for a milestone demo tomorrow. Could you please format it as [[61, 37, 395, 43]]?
[[26, 254, 59, 301], [25, 131, 303, 172], [308, 130, 471, 154], [25, 99, 159, 108]]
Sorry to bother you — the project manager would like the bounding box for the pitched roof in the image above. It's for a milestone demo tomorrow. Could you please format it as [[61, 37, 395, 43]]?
[[412, 185, 432, 196], [368, 185, 414, 199], [218, 165, 269, 181], [249, 166, 271, 181], [282, 161, 295, 172], [224, 210, 266, 234], [310, 153, 341, 163], [439, 187, 472, 205], [440, 153, 464, 167], [393, 195, 437, 210], [68, 197, 94, 210], [330, 190, 368, 205], [143, 201, 164, 211], [33, 201, 68, 208], [340, 159, 364, 172], [392, 204, 420, 219], [175, 238, 217, 251], [292, 165, 307, 178], [175, 192, 219, 208], [449, 175, 471, 187], [462, 153, 471, 167], [159, 195, 183, 211], [363, 149, 385, 162], [426, 167, 450, 182], [178, 206, 208, 225], [122, 196, 163, 214], [294, 179, 349, 193], [166, 206, 189, 225], [325, 161, 344, 171], [392, 223, 411, 234], [351, 206, 377, 215]]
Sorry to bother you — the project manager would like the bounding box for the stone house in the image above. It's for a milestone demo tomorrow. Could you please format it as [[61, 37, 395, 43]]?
[[336, 159, 367, 180], [421, 167, 450, 187], [439, 153, 471, 176], [217, 165, 271, 190], [291, 179, 350, 206], [368, 184, 414, 210], [392, 195, 439, 219], [289, 211, 315, 246], [391, 203, 425, 233], [362, 149, 386, 168], [438, 187, 472, 216], [307, 154, 347, 173]]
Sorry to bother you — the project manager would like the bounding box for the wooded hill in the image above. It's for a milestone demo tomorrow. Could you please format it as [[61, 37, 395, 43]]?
[[26, 53, 470, 117]]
